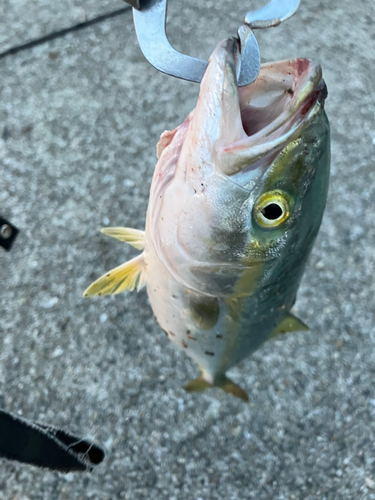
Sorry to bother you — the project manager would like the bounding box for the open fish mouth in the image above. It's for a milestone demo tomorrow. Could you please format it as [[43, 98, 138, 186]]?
[[238, 58, 327, 141], [198, 39, 328, 175]]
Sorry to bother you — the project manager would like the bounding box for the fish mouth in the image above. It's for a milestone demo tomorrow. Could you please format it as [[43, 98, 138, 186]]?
[[218, 55, 327, 175], [185, 40, 327, 176], [238, 59, 326, 139]]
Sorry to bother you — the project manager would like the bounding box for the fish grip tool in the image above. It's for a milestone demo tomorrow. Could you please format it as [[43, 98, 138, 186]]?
[[123, 0, 301, 86]]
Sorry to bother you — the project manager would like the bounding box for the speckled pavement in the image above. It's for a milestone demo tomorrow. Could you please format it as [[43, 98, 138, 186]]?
[[1, 1, 375, 499], [0, 0, 125, 53]]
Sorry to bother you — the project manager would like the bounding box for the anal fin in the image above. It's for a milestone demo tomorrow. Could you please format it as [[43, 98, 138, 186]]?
[[101, 227, 145, 250], [269, 312, 309, 340], [184, 375, 248, 402], [83, 253, 146, 297]]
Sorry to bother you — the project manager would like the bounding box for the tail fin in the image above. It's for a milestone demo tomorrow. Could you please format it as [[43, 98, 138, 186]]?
[[184, 375, 248, 402], [83, 253, 146, 297]]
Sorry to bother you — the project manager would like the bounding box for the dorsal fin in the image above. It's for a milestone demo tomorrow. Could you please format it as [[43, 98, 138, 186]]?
[[269, 313, 309, 340], [101, 227, 145, 250], [83, 253, 146, 297]]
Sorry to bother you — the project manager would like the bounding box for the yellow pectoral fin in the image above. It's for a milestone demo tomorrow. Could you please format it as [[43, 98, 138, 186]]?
[[101, 227, 145, 250], [83, 253, 146, 297], [269, 313, 309, 340]]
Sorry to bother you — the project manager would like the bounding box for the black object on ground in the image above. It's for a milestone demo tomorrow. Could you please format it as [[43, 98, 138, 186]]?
[[0, 216, 19, 252], [0, 410, 105, 472]]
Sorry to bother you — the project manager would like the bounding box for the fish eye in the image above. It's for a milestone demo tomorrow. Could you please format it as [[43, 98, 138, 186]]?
[[254, 191, 290, 228]]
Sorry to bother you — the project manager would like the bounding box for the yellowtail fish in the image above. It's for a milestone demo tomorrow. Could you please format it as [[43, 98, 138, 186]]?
[[84, 37, 330, 401]]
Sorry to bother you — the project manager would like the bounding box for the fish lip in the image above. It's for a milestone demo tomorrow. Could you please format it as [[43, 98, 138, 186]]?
[[218, 58, 327, 175]]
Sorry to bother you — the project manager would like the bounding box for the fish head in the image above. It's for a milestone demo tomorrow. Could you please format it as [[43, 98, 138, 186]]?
[[148, 38, 330, 298]]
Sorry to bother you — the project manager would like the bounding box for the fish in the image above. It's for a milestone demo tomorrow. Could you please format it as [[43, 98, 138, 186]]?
[[84, 37, 330, 401]]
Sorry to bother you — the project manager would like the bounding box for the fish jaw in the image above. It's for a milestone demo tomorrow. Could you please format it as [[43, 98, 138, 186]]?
[[178, 37, 326, 180], [145, 38, 252, 298], [176, 38, 247, 180]]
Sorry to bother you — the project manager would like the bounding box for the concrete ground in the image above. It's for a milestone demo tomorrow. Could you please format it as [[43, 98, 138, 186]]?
[[1, 0, 374, 499]]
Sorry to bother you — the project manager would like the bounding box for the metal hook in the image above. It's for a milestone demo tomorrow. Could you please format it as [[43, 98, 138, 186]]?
[[126, 0, 300, 86], [245, 0, 300, 28], [132, 0, 208, 84]]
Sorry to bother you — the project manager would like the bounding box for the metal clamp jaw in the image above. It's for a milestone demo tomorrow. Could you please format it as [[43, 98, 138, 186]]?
[[123, 0, 300, 86]]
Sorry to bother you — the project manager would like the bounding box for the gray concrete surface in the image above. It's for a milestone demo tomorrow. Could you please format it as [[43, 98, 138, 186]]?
[[0, 0, 375, 499], [0, 0, 125, 53]]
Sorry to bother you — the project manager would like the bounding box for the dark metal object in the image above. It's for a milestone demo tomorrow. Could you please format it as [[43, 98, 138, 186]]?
[[0, 410, 105, 472], [130, 0, 301, 85], [0, 216, 19, 251]]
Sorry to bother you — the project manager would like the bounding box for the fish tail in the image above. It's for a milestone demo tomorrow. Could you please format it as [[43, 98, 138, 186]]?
[[220, 376, 249, 402], [183, 377, 212, 393], [184, 374, 248, 402]]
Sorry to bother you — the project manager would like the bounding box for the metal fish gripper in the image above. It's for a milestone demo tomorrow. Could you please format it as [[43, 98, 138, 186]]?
[[123, 0, 301, 86]]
